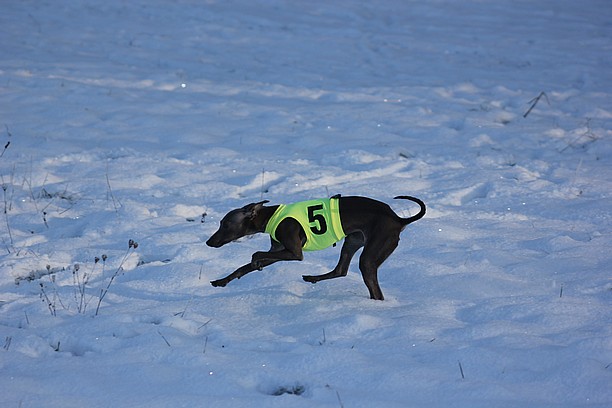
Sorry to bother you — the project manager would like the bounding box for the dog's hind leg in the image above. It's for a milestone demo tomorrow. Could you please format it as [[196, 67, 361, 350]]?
[[302, 232, 364, 284], [358, 233, 400, 300]]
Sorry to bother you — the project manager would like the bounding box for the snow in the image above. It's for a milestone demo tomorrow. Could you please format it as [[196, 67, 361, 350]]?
[[1, 0, 611, 406]]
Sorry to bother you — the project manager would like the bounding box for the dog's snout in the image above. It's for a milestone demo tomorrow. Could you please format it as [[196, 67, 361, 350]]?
[[206, 237, 221, 247], [207, 230, 233, 247]]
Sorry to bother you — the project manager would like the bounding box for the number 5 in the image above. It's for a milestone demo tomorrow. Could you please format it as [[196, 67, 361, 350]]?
[[307, 204, 328, 235]]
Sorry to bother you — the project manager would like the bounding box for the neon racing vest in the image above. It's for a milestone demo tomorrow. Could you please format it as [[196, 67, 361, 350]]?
[[264, 198, 345, 251]]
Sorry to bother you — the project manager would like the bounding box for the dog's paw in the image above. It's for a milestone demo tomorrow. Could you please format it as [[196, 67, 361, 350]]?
[[210, 279, 227, 287]]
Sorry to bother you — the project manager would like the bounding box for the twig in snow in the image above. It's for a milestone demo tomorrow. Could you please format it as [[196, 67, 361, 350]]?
[[1, 170, 16, 251], [16, 265, 66, 284], [559, 284, 564, 298], [41, 269, 67, 314], [1, 183, 14, 250], [325, 385, 345, 408], [203, 335, 208, 354], [260, 168, 265, 199], [560, 118, 600, 153], [0, 141, 9, 158], [72, 263, 83, 311], [95, 240, 138, 316], [105, 161, 120, 212], [39, 282, 56, 316], [319, 328, 327, 345], [198, 318, 213, 331], [73, 259, 101, 314], [335, 390, 345, 408], [458, 360, 465, 379], [3, 336, 11, 351], [523, 91, 549, 118], [175, 295, 193, 318], [0, 125, 10, 158], [158, 330, 171, 347]]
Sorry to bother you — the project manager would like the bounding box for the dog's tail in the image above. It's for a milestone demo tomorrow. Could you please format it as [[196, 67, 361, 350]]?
[[394, 196, 426, 226]]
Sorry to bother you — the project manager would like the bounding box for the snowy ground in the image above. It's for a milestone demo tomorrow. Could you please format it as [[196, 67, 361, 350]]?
[[1, 0, 611, 407]]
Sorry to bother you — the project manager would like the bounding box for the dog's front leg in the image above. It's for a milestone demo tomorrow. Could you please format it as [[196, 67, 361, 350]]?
[[211, 257, 282, 287], [210, 263, 257, 287]]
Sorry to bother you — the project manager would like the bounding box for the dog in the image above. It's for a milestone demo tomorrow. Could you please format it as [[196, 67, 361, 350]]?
[[206, 194, 425, 300]]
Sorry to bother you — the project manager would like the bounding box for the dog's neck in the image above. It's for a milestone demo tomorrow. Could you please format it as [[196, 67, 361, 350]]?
[[252, 205, 280, 232]]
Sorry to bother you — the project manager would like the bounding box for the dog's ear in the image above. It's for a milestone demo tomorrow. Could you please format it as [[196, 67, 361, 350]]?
[[242, 200, 269, 220]]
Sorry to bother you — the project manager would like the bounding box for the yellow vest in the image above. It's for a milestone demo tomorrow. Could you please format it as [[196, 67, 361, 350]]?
[[265, 198, 345, 251]]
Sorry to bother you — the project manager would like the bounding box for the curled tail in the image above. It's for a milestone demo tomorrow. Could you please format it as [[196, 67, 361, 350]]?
[[394, 196, 426, 226]]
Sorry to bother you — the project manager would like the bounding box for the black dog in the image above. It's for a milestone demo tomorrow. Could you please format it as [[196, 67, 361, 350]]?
[[207, 195, 425, 300]]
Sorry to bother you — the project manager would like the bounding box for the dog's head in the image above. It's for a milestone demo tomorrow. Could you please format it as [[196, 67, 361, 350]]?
[[206, 200, 269, 248]]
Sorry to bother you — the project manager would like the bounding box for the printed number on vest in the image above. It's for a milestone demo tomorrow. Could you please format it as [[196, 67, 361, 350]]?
[[307, 204, 328, 235]]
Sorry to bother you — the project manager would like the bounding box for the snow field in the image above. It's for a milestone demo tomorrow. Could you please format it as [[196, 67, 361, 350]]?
[[1, 0, 611, 407]]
